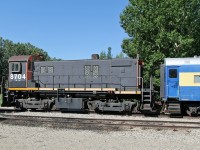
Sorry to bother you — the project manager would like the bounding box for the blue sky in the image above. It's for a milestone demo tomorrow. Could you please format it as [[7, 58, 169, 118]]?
[[0, 0, 129, 60]]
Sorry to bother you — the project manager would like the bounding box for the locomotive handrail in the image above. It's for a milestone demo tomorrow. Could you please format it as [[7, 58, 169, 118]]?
[[137, 77, 144, 102], [33, 74, 141, 92]]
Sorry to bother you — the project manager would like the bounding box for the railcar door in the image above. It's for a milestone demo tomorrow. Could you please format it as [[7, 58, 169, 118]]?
[[166, 67, 179, 98]]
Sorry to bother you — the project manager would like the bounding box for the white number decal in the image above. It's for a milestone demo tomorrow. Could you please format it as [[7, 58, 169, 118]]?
[[10, 74, 26, 80], [22, 74, 26, 79], [18, 74, 21, 79], [10, 74, 14, 80], [14, 74, 17, 79]]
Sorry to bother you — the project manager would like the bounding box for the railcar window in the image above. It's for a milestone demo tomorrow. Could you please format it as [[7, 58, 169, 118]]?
[[194, 75, 200, 83], [11, 63, 20, 72], [40, 66, 46, 73], [48, 66, 54, 73], [169, 69, 177, 78]]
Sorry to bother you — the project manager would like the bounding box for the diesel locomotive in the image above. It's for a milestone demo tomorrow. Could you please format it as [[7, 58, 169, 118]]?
[[1, 54, 154, 114]]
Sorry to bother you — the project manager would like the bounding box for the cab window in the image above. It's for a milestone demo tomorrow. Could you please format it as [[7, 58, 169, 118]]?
[[11, 63, 21, 73]]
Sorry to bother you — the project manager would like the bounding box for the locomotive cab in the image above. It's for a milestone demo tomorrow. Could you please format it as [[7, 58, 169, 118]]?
[[8, 55, 33, 88], [8, 55, 44, 88]]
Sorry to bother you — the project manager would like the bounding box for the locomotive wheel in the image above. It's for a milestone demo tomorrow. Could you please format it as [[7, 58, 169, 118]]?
[[87, 101, 96, 111], [94, 108, 102, 114], [50, 104, 57, 111], [126, 110, 132, 116], [44, 102, 50, 112], [125, 105, 134, 116], [186, 110, 198, 117], [30, 108, 37, 111], [20, 107, 27, 112]]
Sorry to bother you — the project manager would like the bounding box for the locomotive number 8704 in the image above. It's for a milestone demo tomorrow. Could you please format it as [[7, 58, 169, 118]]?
[[2, 54, 155, 114]]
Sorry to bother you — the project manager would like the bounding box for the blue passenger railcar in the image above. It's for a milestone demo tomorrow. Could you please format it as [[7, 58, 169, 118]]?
[[160, 57, 200, 116]]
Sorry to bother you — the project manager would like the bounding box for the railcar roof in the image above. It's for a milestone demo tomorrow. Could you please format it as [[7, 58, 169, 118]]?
[[165, 57, 200, 66]]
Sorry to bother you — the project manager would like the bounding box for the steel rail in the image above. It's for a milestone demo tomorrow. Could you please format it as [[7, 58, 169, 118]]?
[[1, 114, 200, 129], [1, 114, 200, 124]]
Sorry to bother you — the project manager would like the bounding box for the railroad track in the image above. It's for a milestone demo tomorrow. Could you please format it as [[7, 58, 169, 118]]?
[[0, 114, 200, 130]]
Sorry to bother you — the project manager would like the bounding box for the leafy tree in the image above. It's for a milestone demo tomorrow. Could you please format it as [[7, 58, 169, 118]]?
[[100, 51, 126, 59], [120, 0, 200, 87], [99, 51, 107, 59], [50, 57, 62, 61], [107, 47, 112, 59], [0, 37, 5, 80], [99, 47, 113, 59], [116, 52, 125, 58]]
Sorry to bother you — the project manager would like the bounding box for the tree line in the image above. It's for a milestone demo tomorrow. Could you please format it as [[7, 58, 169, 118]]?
[[99, 47, 125, 59]]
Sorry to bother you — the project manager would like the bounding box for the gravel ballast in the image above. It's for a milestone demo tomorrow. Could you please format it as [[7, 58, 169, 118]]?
[[0, 123, 199, 150], [0, 112, 200, 149]]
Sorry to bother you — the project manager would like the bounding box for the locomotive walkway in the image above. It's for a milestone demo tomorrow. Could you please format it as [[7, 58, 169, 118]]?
[[1, 114, 200, 130]]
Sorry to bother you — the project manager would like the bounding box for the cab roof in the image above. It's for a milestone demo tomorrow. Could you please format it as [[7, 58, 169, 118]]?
[[8, 55, 32, 62]]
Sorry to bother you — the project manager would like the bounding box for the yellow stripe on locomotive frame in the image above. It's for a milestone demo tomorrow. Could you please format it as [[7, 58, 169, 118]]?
[[8, 87, 141, 94]]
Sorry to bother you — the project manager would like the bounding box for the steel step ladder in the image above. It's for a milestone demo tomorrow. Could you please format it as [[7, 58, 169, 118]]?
[[141, 76, 157, 114]]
